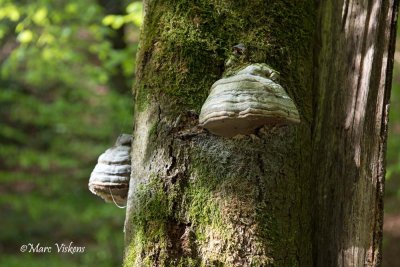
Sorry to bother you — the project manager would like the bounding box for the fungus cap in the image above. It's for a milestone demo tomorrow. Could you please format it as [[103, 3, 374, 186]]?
[[199, 64, 300, 137], [88, 134, 132, 205]]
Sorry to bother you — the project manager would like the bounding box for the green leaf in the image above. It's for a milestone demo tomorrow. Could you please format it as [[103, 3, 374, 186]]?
[[126, 2, 143, 26], [33, 7, 48, 26], [17, 30, 33, 43], [102, 14, 115, 26]]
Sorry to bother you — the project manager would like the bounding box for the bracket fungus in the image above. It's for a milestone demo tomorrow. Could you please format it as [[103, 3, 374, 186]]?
[[88, 134, 132, 206], [199, 64, 300, 137]]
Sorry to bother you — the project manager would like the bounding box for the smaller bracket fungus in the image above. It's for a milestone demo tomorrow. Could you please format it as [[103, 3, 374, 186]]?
[[88, 134, 132, 206], [199, 64, 300, 137]]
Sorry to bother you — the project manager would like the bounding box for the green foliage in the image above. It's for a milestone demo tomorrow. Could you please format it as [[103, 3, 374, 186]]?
[[103, 2, 143, 29], [0, 0, 142, 266], [387, 70, 400, 179], [386, 53, 400, 211], [385, 21, 400, 206]]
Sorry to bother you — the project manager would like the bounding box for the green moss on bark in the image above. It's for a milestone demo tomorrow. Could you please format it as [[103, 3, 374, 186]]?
[[124, 178, 178, 266], [134, 0, 314, 116], [126, 0, 315, 266]]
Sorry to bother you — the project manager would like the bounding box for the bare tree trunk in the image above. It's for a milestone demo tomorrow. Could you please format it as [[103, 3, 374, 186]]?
[[312, 1, 398, 266], [123, 1, 398, 266]]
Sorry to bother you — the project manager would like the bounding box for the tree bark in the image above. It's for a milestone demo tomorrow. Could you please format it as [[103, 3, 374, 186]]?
[[123, 1, 398, 266], [312, 1, 398, 266]]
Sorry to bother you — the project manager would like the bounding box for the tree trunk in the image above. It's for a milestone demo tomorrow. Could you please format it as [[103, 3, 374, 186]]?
[[313, 1, 398, 266], [123, 1, 398, 266]]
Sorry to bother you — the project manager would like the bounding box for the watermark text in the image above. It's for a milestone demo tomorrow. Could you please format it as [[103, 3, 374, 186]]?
[[20, 242, 85, 254]]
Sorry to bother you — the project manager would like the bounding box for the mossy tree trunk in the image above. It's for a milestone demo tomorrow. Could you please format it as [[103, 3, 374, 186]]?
[[123, 1, 398, 266]]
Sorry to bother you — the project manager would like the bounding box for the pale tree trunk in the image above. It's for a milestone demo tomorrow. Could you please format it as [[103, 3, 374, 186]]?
[[123, 1, 398, 266], [313, 1, 398, 266]]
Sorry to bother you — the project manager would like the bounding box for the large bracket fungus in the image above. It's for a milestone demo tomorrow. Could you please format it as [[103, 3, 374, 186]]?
[[88, 134, 132, 206], [199, 64, 300, 137]]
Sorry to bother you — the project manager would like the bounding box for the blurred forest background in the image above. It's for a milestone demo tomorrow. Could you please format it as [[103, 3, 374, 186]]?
[[0, 1, 399, 266], [0, 0, 140, 266]]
